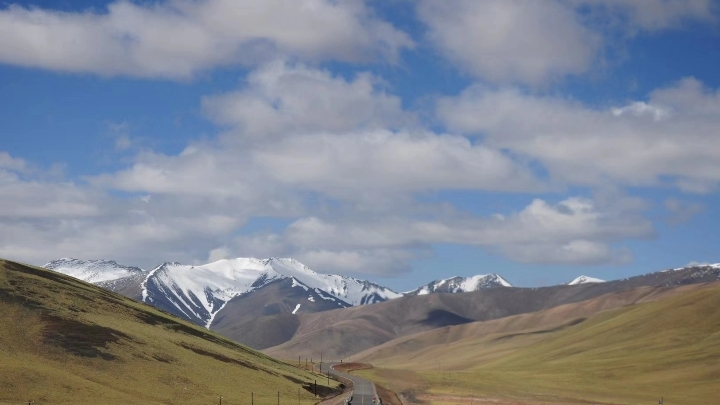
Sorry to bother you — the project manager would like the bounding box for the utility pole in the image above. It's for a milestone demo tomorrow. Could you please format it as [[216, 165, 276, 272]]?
[[219, 395, 223, 405], [278, 390, 281, 405], [306, 358, 308, 370], [315, 380, 317, 397], [299, 356, 301, 368], [252, 391, 254, 405]]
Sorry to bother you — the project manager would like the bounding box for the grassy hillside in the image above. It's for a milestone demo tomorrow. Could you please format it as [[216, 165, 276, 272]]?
[[354, 282, 720, 405], [265, 283, 654, 360], [354, 283, 709, 370], [0, 259, 338, 405]]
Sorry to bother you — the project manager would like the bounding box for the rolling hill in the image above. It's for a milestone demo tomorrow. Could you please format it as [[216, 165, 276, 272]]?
[[351, 282, 720, 405], [264, 263, 720, 359], [352, 282, 713, 369], [0, 258, 337, 405]]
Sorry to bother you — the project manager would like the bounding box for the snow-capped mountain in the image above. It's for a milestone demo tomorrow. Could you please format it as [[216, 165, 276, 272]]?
[[142, 258, 403, 327], [567, 275, 605, 285], [44, 258, 145, 283], [405, 274, 512, 296], [45, 257, 401, 327]]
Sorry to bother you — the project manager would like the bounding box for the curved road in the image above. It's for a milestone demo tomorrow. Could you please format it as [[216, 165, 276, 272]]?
[[319, 363, 378, 405]]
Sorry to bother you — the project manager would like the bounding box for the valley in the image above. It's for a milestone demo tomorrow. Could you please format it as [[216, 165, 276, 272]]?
[[6, 256, 720, 404], [352, 283, 720, 404]]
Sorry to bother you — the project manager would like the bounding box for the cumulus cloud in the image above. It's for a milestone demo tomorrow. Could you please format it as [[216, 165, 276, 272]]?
[[93, 63, 541, 199], [416, 0, 714, 84], [217, 195, 653, 274], [0, 0, 412, 78], [417, 0, 599, 84], [0, 152, 28, 172], [0, 151, 278, 267], [202, 61, 414, 138], [438, 77, 720, 192], [0, 61, 679, 275]]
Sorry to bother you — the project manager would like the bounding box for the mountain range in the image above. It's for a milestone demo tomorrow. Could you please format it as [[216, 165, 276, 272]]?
[[44, 257, 720, 355], [9, 257, 720, 405], [45, 257, 407, 328], [263, 262, 720, 358]]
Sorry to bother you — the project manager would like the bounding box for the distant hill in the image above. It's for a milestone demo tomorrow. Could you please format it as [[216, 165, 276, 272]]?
[[264, 263, 720, 359], [352, 282, 712, 368], [0, 259, 335, 405], [350, 282, 720, 405]]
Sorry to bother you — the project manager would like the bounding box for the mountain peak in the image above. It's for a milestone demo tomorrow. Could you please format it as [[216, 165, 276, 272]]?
[[567, 275, 605, 285], [43, 258, 145, 284], [406, 273, 512, 296]]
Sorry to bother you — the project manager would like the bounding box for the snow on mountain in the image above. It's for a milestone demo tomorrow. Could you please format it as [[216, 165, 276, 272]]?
[[46, 257, 521, 328], [567, 275, 606, 285], [43, 258, 145, 283], [670, 262, 720, 271], [115, 257, 401, 327], [406, 274, 512, 296]]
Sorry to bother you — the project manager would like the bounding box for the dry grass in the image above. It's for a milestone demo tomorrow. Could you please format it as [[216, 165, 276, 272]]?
[[334, 363, 373, 373], [353, 283, 720, 405], [0, 259, 340, 405]]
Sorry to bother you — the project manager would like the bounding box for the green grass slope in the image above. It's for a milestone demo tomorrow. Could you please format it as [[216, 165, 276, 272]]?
[[0, 259, 337, 405], [355, 283, 720, 405]]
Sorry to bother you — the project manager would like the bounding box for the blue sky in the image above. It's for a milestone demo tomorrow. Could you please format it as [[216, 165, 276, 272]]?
[[1, 0, 720, 291]]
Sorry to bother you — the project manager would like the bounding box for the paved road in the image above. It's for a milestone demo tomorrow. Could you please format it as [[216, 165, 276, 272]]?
[[319, 363, 378, 405]]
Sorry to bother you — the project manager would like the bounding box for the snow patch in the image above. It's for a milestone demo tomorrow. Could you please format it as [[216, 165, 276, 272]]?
[[291, 278, 309, 290], [44, 258, 144, 284], [292, 304, 301, 314], [568, 275, 605, 285]]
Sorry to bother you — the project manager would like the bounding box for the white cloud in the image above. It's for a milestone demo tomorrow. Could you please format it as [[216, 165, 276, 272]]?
[[417, 0, 599, 84], [416, 0, 714, 84], [202, 61, 413, 138], [0, 59, 680, 275], [226, 195, 653, 271], [438, 78, 720, 192], [0, 152, 27, 172], [92, 64, 541, 199], [0, 0, 412, 78], [207, 246, 230, 263], [611, 101, 669, 121], [253, 130, 541, 197], [0, 169, 103, 219]]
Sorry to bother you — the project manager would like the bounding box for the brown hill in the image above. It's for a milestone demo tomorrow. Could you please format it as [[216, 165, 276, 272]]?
[[352, 282, 714, 369], [263, 268, 720, 360], [350, 282, 720, 405]]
